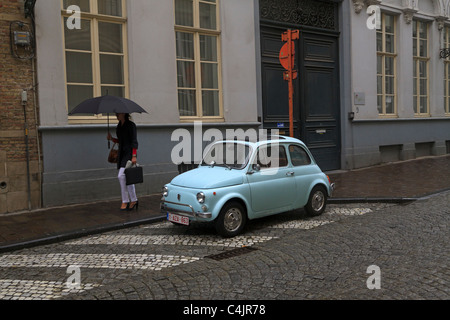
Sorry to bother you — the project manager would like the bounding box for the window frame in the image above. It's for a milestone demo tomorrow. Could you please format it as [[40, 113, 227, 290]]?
[[61, 0, 129, 124], [412, 19, 430, 117], [174, 0, 223, 122], [377, 13, 397, 117], [444, 25, 450, 116]]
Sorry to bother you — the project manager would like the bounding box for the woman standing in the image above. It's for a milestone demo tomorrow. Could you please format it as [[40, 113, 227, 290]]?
[[107, 113, 139, 211]]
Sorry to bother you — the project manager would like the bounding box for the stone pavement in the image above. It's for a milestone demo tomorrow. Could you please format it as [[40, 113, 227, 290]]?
[[329, 154, 450, 199], [61, 189, 450, 301], [0, 155, 449, 252]]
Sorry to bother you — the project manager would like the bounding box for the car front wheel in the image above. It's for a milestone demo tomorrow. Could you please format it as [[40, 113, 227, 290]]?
[[305, 185, 327, 217], [215, 201, 247, 238]]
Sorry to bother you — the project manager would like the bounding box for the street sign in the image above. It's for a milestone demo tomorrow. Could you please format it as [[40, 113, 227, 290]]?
[[279, 29, 299, 138], [279, 43, 298, 80], [279, 42, 294, 71]]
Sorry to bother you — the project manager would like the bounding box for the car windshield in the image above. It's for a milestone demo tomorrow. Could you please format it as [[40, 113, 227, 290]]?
[[201, 142, 252, 170]]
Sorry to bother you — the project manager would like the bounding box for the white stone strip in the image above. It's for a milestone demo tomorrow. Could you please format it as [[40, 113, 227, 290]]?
[[0, 279, 100, 300], [327, 207, 373, 216], [270, 220, 333, 229], [270, 208, 373, 229], [0, 253, 200, 271], [143, 222, 174, 229], [65, 235, 277, 247]]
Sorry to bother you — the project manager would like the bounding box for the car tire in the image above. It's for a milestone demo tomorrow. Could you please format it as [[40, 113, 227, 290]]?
[[215, 201, 247, 238], [305, 185, 327, 217]]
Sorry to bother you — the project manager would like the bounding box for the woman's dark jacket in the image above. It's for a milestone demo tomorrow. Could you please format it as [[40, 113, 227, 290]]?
[[116, 120, 138, 169]]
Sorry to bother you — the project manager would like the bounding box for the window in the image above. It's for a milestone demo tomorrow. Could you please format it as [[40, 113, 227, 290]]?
[[413, 20, 429, 116], [62, 0, 127, 121], [289, 145, 311, 166], [174, 0, 222, 120], [444, 26, 450, 115], [377, 13, 397, 116], [202, 142, 251, 169], [256, 145, 288, 169]]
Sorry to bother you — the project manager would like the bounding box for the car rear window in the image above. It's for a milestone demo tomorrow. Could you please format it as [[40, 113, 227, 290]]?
[[256, 145, 288, 168], [289, 145, 312, 166]]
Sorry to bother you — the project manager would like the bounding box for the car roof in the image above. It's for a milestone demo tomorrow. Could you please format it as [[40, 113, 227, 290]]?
[[218, 135, 307, 148]]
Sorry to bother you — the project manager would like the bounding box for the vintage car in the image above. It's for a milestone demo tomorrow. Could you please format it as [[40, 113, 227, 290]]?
[[161, 136, 334, 237]]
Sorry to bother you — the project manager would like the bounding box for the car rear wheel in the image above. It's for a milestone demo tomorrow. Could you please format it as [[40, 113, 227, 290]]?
[[305, 185, 327, 217], [215, 201, 247, 238]]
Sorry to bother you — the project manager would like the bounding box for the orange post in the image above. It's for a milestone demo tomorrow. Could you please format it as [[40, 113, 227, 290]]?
[[279, 29, 299, 137]]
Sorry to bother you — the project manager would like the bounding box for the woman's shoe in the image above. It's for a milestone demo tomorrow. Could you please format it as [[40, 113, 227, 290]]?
[[128, 201, 139, 211], [120, 203, 129, 211]]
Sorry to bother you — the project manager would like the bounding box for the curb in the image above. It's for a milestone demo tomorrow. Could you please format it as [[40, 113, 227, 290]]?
[[0, 215, 167, 254], [328, 197, 417, 204], [329, 187, 450, 204]]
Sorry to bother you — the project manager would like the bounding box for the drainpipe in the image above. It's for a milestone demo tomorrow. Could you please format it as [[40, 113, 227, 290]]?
[[31, 58, 42, 209], [22, 90, 32, 211]]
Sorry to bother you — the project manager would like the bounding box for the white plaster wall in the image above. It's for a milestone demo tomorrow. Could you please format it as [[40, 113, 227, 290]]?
[[349, 0, 379, 120], [126, 0, 179, 124], [220, 0, 259, 123], [35, 0, 259, 127], [35, 1, 67, 126]]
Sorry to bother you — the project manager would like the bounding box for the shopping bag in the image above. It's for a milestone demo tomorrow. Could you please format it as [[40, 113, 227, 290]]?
[[125, 165, 143, 185]]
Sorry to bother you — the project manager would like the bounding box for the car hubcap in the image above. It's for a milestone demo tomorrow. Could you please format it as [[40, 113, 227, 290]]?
[[312, 191, 325, 212], [224, 208, 243, 232]]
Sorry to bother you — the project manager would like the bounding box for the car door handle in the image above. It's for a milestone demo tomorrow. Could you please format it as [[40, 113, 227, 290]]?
[[286, 171, 295, 176]]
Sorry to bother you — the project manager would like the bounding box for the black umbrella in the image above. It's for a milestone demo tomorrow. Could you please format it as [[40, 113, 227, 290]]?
[[69, 95, 148, 148], [69, 95, 147, 115]]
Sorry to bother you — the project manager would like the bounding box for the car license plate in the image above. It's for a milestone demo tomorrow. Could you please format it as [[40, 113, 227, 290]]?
[[167, 213, 189, 226]]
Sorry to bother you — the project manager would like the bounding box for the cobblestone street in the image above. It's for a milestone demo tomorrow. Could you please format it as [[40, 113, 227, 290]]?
[[0, 191, 448, 302]]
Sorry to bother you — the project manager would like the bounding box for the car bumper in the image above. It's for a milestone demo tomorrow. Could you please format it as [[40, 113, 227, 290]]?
[[160, 200, 212, 219]]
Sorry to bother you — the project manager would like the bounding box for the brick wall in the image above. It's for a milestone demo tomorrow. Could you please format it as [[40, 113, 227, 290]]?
[[0, 0, 41, 213]]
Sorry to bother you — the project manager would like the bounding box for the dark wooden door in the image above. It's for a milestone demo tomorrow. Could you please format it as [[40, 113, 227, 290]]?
[[260, 23, 341, 171], [299, 31, 341, 171]]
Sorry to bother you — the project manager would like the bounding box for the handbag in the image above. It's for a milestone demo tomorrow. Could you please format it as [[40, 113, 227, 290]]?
[[125, 164, 144, 185], [108, 143, 119, 164]]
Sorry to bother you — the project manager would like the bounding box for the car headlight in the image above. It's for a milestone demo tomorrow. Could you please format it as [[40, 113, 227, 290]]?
[[197, 192, 205, 203], [162, 186, 168, 197]]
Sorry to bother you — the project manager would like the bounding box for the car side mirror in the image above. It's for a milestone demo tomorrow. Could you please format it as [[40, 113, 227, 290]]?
[[248, 164, 260, 175]]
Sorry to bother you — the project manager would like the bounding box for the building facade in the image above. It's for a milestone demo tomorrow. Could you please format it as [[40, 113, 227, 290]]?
[[345, 0, 450, 168], [0, 0, 41, 214], [257, 0, 450, 171], [1, 0, 449, 212], [35, 0, 260, 207]]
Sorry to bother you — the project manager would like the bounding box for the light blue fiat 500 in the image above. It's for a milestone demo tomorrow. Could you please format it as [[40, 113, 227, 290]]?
[[161, 136, 334, 237]]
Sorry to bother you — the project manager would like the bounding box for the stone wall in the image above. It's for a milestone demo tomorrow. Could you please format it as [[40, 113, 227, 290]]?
[[0, 0, 41, 213]]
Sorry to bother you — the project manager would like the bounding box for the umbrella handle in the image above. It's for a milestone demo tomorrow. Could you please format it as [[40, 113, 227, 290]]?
[[108, 113, 110, 149]]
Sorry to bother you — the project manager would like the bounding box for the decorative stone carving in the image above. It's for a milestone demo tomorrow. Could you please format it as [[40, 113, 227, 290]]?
[[260, 0, 337, 30], [352, 0, 382, 14], [436, 16, 446, 30], [352, 0, 365, 13], [402, 0, 418, 24]]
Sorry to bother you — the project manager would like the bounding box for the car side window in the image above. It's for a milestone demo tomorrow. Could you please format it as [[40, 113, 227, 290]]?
[[256, 145, 288, 169], [289, 145, 312, 166]]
